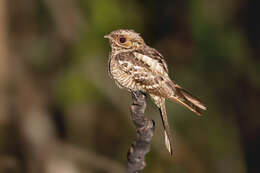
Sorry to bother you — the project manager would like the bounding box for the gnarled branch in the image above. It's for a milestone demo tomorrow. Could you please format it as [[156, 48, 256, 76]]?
[[127, 91, 155, 173]]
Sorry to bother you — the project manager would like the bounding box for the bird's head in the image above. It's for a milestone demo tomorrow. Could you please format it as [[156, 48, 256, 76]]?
[[104, 29, 145, 51]]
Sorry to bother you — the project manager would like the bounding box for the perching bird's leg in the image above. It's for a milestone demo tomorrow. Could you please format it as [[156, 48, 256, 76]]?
[[127, 91, 155, 173]]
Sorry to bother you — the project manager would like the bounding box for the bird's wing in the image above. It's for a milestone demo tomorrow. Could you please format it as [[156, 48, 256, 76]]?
[[134, 49, 207, 114], [136, 48, 169, 73], [115, 51, 173, 97]]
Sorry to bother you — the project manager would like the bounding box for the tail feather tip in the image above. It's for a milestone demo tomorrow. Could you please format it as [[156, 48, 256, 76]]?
[[164, 131, 173, 155]]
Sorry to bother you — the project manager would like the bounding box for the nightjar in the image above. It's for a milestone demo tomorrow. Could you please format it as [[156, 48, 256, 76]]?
[[104, 29, 206, 155]]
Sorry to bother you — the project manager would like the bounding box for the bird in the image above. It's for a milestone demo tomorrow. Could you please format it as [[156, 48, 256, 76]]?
[[104, 29, 206, 155]]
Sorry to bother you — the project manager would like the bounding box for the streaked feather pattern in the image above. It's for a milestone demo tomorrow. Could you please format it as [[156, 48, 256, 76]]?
[[105, 29, 206, 155]]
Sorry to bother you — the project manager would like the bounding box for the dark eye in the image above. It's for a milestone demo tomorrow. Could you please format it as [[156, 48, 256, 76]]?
[[119, 37, 126, 43]]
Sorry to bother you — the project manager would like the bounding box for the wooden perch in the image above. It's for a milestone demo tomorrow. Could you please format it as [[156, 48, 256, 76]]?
[[127, 91, 155, 173]]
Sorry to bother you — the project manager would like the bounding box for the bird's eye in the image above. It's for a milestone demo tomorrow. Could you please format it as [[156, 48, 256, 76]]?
[[119, 37, 126, 43]]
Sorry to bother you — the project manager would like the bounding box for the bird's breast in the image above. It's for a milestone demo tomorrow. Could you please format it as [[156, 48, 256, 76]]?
[[109, 55, 140, 91]]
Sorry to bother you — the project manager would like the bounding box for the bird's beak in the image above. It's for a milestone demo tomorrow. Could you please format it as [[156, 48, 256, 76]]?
[[104, 34, 112, 39]]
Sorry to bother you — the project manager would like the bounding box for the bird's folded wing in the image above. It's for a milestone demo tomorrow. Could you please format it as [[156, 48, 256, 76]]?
[[115, 52, 173, 98]]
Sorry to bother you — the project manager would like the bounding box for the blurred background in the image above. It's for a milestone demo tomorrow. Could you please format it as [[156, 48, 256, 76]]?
[[0, 0, 259, 173]]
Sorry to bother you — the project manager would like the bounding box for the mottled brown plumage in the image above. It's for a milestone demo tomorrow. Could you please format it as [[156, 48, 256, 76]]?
[[104, 29, 206, 155]]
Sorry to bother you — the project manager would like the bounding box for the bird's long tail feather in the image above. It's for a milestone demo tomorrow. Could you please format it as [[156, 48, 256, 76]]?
[[159, 101, 173, 155]]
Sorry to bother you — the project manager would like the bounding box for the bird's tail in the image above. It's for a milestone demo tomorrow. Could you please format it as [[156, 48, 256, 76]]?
[[168, 83, 207, 116], [159, 101, 173, 155]]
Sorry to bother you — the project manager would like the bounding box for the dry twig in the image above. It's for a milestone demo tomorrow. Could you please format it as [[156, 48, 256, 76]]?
[[127, 91, 155, 173]]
